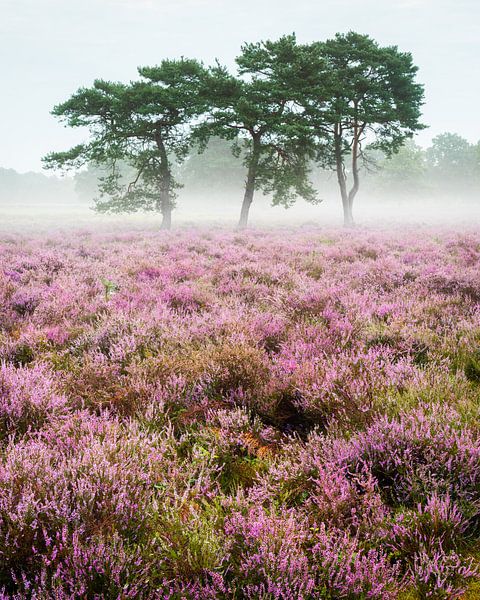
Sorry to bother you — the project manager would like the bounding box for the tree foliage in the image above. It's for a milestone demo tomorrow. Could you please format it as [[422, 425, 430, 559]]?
[[44, 32, 427, 227], [43, 59, 208, 229], [427, 133, 480, 187], [199, 35, 319, 227], [367, 139, 428, 195], [301, 32, 425, 225]]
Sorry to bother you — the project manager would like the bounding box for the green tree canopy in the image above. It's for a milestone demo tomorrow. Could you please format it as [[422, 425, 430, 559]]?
[[199, 34, 318, 228], [43, 58, 208, 229], [301, 32, 425, 225], [43, 34, 427, 227], [367, 139, 428, 196], [426, 133, 479, 189]]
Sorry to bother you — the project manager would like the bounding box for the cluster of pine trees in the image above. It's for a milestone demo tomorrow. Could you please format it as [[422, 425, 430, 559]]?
[[44, 32, 425, 228]]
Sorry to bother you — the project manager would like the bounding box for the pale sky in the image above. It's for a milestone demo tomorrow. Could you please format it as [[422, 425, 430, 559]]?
[[1, 0, 479, 173]]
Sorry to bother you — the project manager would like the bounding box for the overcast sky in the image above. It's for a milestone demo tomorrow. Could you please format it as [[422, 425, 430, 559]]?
[[1, 0, 479, 173]]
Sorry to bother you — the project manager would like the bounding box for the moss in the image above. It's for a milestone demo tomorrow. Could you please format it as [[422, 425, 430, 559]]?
[[464, 350, 480, 383], [218, 455, 267, 494], [146, 500, 226, 581], [11, 343, 35, 366]]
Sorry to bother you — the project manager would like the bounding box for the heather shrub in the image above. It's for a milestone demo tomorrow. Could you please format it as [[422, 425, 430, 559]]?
[[140, 339, 270, 403], [224, 510, 399, 599], [9, 531, 146, 599], [300, 251, 325, 280], [251, 435, 324, 509], [408, 547, 477, 599], [161, 282, 213, 313], [62, 359, 136, 413], [0, 418, 171, 588], [0, 363, 68, 439], [310, 525, 400, 599], [224, 508, 316, 598], [286, 348, 415, 429], [372, 494, 479, 598], [380, 495, 470, 561], [331, 405, 480, 522], [245, 311, 287, 353], [0, 229, 479, 597], [60, 352, 160, 415], [200, 340, 271, 400], [310, 469, 388, 538], [10, 290, 40, 317], [252, 432, 389, 542], [425, 270, 480, 303]]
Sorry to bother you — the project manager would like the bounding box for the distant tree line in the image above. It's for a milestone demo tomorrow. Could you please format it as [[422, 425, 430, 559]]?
[[367, 134, 480, 198], [70, 133, 480, 205], [44, 32, 426, 228], [0, 168, 76, 206], [3, 132, 478, 210]]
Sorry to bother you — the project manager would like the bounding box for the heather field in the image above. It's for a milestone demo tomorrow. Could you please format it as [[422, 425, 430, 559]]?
[[1, 227, 480, 599]]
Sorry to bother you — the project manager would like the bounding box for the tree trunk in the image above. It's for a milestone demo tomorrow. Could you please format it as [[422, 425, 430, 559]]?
[[155, 129, 173, 231], [160, 203, 172, 230], [238, 189, 253, 229], [238, 136, 261, 229], [334, 127, 355, 227], [159, 179, 172, 230], [345, 116, 361, 228], [343, 200, 354, 227]]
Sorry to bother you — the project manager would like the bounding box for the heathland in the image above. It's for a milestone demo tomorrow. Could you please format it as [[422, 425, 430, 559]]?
[[0, 227, 478, 598]]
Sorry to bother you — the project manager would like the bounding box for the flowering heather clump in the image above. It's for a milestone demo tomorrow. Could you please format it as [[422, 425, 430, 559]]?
[[331, 404, 480, 512], [0, 227, 479, 597], [0, 363, 69, 439], [409, 547, 477, 599]]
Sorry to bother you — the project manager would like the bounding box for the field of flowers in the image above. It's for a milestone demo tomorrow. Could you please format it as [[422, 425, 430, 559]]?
[[0, 226, 479, 599]]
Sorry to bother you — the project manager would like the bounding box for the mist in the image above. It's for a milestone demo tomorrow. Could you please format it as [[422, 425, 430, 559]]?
[[2, 188, 479, 234], [2, 140, 479, 231], [2, 1, 480, 232]]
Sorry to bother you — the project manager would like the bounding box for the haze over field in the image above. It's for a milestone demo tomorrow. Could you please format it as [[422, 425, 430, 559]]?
[[1, 0, 479, 230]]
